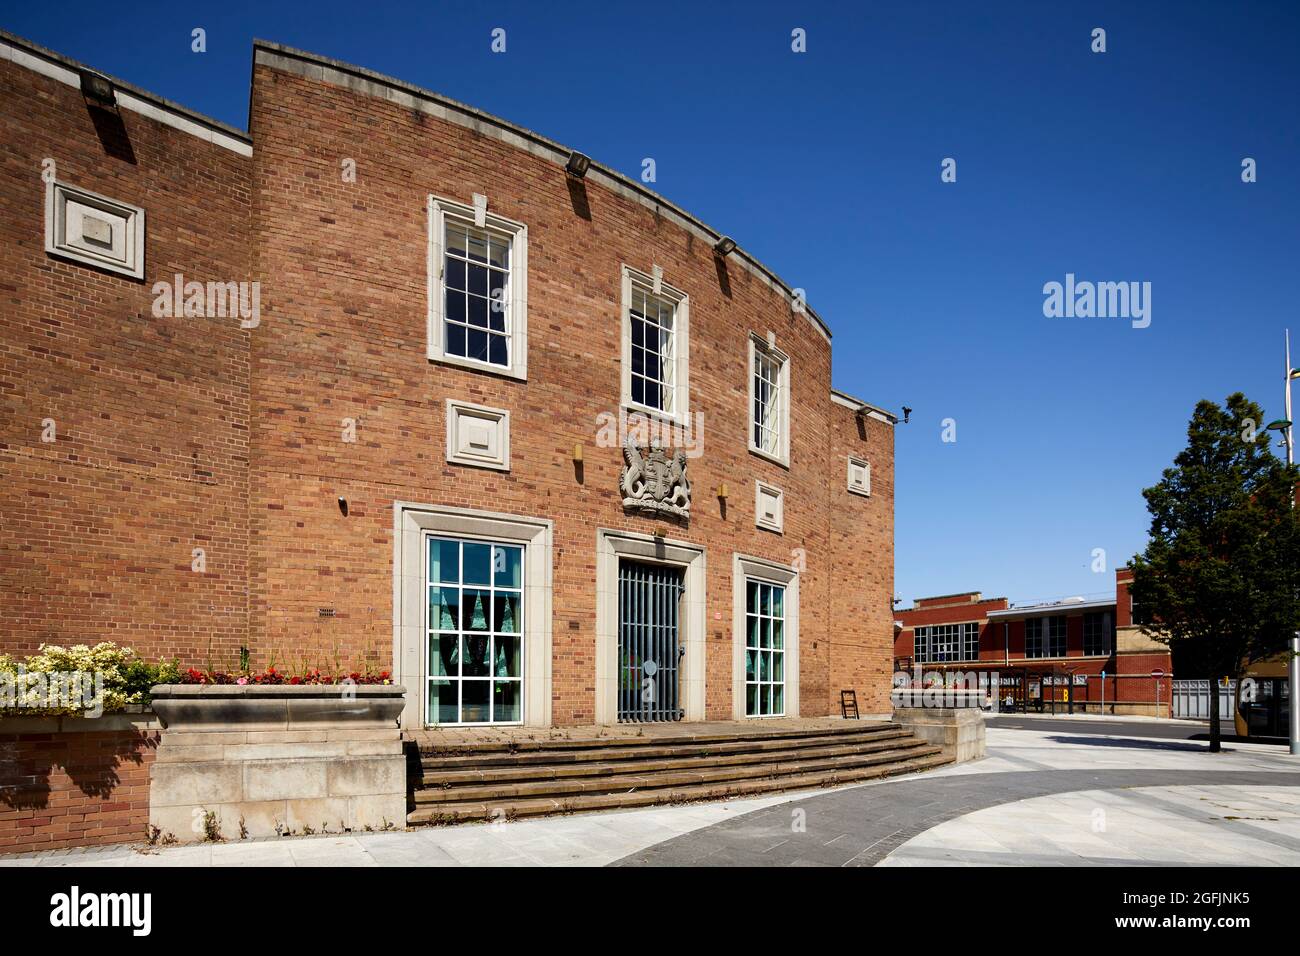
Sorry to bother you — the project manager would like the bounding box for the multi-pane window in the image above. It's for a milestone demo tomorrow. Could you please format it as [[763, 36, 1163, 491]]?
[[429, 197, 527, 379], [1083, 611, 1112, 656], [427, 537, 523, 725], [749, 336, 789, 464], [1025, 615, 1066, 659], [745, 580, 785, 716], [912, 626, 929, 663], [913, 623, 979, 663], [443, 218, 512, 368], [753, 351, 783, 456], [629, 281, 677, 413]]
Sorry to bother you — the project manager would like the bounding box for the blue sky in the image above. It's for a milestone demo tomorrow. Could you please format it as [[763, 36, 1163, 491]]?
[[7, 1, 1298, 607]]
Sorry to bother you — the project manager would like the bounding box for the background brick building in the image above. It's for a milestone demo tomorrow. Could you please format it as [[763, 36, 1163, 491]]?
[[894, 569, 1173, 717]]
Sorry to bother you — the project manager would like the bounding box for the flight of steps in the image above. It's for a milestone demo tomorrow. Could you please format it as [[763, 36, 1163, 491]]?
[[407, 721, 951, 825]]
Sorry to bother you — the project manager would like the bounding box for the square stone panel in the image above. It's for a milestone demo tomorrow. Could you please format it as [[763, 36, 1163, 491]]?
[[446, 398, 510, 471], [45, 180, 145, 278]]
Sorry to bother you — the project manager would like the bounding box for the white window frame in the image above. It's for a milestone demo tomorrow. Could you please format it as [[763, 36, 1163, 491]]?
[[427, 195, 528, 380], [620, 265, 689, 425], [847, 456, 871, 497], [394, 503, 552, 730], [748, 334, 790, 467], [425, 535, 525, 726], [732, 553, 800, 720]]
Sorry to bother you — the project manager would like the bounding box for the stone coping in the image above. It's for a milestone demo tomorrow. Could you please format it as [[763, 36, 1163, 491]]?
[[150, 684, 408, 731], [149, 684, 405, 699]]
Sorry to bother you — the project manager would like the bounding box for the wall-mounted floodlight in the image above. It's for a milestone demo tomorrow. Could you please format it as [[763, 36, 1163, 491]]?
[[565, 151, 591, 178], [901, 406, 913, 424], [713, 236, 737, 258], [79, 69, 116, 107]]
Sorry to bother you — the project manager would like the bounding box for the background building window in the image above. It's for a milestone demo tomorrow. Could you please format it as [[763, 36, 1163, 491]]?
[[746, 580, 785, 716], [1026, 618, 1042, 658], [427, 536, 524, 725], [913, 626, 929, 663], [1083, 611, 1112, 656], [914, 622, 980, 663], [1026, 615, 1066, 658]]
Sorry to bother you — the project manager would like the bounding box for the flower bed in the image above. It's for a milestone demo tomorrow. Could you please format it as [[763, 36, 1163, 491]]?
[[179, 666, 392, 686], [0, 643, 179, 717]]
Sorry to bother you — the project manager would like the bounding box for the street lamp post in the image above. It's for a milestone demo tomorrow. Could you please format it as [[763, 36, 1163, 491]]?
[[1266, 330, 1300, 755]]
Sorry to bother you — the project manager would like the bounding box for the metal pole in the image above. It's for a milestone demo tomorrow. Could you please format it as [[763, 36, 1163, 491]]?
[[1285, 330, 1299, 755]]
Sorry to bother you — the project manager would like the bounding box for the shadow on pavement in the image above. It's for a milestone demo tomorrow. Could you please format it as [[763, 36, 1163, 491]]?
[[1045, 735, 1241, 754]]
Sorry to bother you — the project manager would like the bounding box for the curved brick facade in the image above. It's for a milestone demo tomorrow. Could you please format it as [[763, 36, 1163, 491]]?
[[0, 32, 895, 728]]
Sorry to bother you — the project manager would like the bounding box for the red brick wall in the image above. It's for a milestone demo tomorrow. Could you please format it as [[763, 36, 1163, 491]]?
[[827, 407, 894, 715], [0, 722, 159, 853], [0, 56, 252, 666], [246, 52, 895, 722], [1, 37, 898, 726], [1116, 568, 1134, 627], [911, 592, 984, 610], [895, 597, 1009, 661]]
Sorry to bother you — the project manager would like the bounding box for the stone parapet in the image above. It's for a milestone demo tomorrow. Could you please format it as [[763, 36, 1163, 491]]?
[[893, 707, 986, 762], [148, 684, 406, 842]]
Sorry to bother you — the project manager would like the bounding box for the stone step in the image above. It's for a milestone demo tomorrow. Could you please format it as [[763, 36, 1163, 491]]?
[[409, 720, 898, 758], [413, 742, 942, 805], [407, 750, 953, 825], [417, 727, 912, 771], [418, 733, 925, 788]]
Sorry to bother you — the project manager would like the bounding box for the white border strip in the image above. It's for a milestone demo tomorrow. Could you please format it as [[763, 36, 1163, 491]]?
[[1, 37, 252, 157]]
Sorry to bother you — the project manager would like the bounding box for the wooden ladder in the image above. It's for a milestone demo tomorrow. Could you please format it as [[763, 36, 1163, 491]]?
[[840, 689, 860, 720]]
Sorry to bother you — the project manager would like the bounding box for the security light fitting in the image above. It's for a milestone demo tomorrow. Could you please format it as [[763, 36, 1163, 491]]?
[[565, 151, 591, 178], [79, 69, 116, 107]]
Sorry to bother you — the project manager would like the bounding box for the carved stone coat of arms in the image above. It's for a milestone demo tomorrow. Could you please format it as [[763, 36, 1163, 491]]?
[[620, 438, 691, 519]]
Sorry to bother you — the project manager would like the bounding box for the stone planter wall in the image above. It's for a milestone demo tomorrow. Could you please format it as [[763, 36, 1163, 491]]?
[[894, 707, 986, 763], [0, 711, 161, 854], [891, 687, 991, 710], [148, 684, 406, 842]]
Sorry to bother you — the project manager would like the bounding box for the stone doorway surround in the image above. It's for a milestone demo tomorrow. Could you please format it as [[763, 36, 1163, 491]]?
[[731, 553, 800, 720], [595, 528, 706, 725], [393, 501, 553, 730]]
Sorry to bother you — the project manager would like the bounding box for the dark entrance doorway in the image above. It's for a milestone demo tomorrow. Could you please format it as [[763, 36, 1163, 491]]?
[[618, 560, 684, 722]]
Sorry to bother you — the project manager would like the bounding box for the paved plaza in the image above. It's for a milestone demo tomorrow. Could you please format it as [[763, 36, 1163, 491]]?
[[5, 718, 1298, 867]]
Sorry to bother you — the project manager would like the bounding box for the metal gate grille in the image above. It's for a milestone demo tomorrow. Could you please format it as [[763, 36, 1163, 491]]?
[[618, 560, 685, 722]]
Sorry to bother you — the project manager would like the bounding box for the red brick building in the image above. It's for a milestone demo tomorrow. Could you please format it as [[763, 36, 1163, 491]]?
[[1, 31, 897, 732], [894, 569, 1173, 717]]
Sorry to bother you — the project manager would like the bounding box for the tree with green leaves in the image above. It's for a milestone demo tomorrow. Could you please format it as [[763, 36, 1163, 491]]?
[[1129, 393, 1300, 752]]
